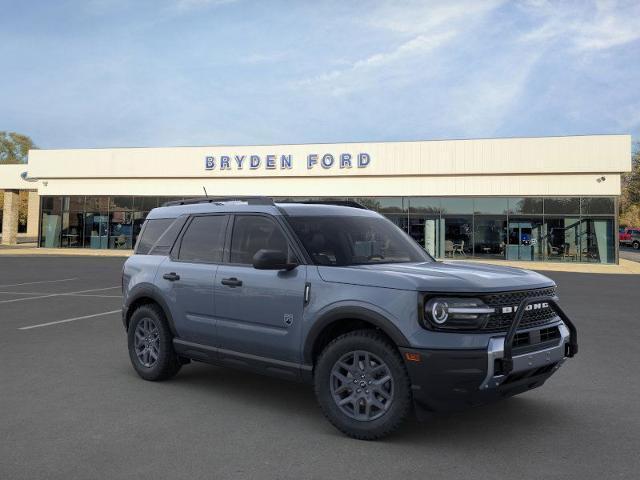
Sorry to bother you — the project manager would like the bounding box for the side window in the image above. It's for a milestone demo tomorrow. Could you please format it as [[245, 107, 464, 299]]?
[[149, 216, 187, 255], [136, 218, 173, 255], [178, 215, 227, 263], [230, 215, 290, 264]]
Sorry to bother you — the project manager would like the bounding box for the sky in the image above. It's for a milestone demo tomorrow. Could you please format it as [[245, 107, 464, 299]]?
[[1, 0, 639, 149]]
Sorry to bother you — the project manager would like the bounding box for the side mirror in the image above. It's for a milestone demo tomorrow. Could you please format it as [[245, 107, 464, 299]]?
[[252, 249, 297, 271]]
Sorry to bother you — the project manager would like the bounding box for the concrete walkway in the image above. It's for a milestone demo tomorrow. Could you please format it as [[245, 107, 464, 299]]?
[[447, 258, 640, 274], [0, 247, 132, 257], [0, 246, 638, 273]]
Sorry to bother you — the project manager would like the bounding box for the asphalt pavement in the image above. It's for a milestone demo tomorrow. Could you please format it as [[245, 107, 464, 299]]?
[[0, 256, 638, 480], [620, 245, 640, 263]]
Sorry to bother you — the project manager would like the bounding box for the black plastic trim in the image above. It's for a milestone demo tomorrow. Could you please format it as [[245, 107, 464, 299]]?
[[123, 284, 178, 336], [173, 338, 312, 382], [303, 306, 410, 364]]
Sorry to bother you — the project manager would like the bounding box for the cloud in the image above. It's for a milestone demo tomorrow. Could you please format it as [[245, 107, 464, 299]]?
[[296, 0, 506, 96], [297, 31, 455, 95], [368, 0, 505, 35], [519, 0, 640, 51], [239, 51, 289, 65], [172, 0, 238, 11]]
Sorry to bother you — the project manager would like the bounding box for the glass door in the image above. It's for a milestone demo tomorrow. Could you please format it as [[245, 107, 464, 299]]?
[[85, 213, 109, 249], [507, 221, 542, 261]]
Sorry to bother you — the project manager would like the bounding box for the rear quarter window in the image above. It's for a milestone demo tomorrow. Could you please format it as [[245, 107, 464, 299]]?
[[135, 218, 174, 254]]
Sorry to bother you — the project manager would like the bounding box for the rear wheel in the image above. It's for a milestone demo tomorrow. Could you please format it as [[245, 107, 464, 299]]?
[[127, 304, 181, 381], [633, 241, 640, 250], [314, 330, 412, 440]]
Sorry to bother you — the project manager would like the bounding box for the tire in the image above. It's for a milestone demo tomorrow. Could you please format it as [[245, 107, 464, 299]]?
[[633, 241, 640, 250], [127, 304, 181, 381], [314, 330, 412, 440]]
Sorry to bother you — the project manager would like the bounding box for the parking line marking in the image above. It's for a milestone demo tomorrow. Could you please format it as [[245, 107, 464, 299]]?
[[0, 291, 121, 298], [63, 294, 122, 298], [0, 278, 78, 288], [19, 310, 121, 330], [0, 286, 121, 304]]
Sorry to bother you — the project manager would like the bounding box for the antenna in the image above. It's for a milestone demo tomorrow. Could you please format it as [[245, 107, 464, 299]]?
[[203, 186, 209, 198]]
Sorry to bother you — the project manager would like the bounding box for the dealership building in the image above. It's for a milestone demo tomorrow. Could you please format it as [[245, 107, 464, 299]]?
[[0, 134, 631, 264]]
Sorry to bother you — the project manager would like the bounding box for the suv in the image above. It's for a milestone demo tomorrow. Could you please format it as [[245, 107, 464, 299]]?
[[122, 197, 577, 440]]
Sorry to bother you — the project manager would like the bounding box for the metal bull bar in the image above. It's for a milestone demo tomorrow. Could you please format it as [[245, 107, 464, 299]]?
[[502, 296, 578, 375]]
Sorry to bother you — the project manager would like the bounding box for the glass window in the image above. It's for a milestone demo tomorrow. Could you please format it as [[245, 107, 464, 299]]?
[[288, 215, 431, 266], [61, 197, 84, 248], [132, 211, 148, 247], [474, 217, 507, 258], [230, 215, 290, 264], [440, 198, 473, 215], [353, 197, 405, 214], [474, 198, 508, 215], [580, 218, 614, 263], [84, 196, 109, 213], [134, 197, 159, 211], [109, 211, 133, 249], [544, 197, 580, 215], [157, 197, 183, 207], [544, 217, 581, 262], [508, 198, 542, 215], [109, 196, 133, 211], [443, 217, 473, 257], [178, 215, 228, 263], [581, 197, 615, 215], [149, 217, 187, 255], [136, 218, 174, 255], [40, 196, 63, 248], [408, 197, 441, 215]]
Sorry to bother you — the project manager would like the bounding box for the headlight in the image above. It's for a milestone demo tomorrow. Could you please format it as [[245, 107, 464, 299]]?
[[423, 297, 494, 330]]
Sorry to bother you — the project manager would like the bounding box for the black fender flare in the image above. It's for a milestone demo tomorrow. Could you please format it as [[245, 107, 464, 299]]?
[[302, 305, 410, 364], [123, 283, 177, 336]]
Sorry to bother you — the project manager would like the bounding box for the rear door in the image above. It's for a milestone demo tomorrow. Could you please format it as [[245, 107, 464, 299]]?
[[214, 214, 307, 365], [156, 214, 229, 346]]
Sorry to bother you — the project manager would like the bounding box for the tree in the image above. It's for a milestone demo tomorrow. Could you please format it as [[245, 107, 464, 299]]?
[[620, 142, 640, 227], [0, 131, 36, 164]]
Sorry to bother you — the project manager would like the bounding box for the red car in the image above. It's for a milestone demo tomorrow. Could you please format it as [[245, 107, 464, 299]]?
[[620, 227, 640, 248]]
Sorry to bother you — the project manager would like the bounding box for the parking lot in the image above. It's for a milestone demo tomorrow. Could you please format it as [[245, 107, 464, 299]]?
[[0, 255, 638, 480], [620, 245, 640, 263]]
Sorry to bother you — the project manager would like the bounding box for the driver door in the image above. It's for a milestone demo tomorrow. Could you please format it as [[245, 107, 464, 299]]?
[[214, 214, 306, 366]]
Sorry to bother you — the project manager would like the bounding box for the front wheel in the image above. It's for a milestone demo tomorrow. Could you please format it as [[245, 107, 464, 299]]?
[[314, 330, 412, 440], [633, 241, 640, 250]]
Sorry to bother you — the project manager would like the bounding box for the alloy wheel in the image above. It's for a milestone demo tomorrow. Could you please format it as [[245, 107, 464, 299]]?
[[134, 317, 160, 368], [329, 350, 394, 421]]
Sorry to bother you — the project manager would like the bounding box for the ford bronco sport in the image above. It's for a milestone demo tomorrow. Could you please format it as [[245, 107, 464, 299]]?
[[122, 197, 577, 440]]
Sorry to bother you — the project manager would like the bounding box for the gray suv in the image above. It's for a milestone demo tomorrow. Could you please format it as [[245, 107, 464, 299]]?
[[122, 197, 577, 440]]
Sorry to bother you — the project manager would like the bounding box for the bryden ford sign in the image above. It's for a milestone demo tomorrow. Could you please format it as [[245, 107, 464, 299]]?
[[205, 152, 371, 171]]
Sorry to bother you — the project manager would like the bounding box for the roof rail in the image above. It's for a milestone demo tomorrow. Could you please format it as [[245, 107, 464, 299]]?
[[281, 200, 369, 210], [162, 196, 275, 207]]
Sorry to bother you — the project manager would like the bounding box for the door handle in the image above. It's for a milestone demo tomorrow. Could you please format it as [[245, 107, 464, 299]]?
[[162, 272, 180, 281], [221, 277, 243, 287]]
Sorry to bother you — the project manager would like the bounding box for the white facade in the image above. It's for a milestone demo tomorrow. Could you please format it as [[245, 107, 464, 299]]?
[[6, 134, 630, 197]]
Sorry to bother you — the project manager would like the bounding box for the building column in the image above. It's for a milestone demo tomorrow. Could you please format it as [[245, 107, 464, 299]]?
[[1, 189, 20, 246], [26, 190, 40, 239]]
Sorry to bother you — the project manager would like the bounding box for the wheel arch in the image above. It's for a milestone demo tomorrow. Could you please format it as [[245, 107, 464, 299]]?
[[124, 284, 177, 336], [303, 306, 410, 365]]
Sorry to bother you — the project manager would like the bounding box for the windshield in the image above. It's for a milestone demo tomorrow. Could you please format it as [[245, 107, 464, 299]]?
[[287, 215, 433, 266]]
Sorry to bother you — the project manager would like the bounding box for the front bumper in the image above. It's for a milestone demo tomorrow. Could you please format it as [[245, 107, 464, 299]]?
[[401, 296, 577, 419], [401, 323, 571, 417]]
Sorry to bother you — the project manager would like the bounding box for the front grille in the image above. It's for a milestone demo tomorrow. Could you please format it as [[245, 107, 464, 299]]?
[[482, 287, 559, 331]]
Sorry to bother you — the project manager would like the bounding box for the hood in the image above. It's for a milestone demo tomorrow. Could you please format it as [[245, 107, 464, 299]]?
[[317, 261, 555, 293]]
